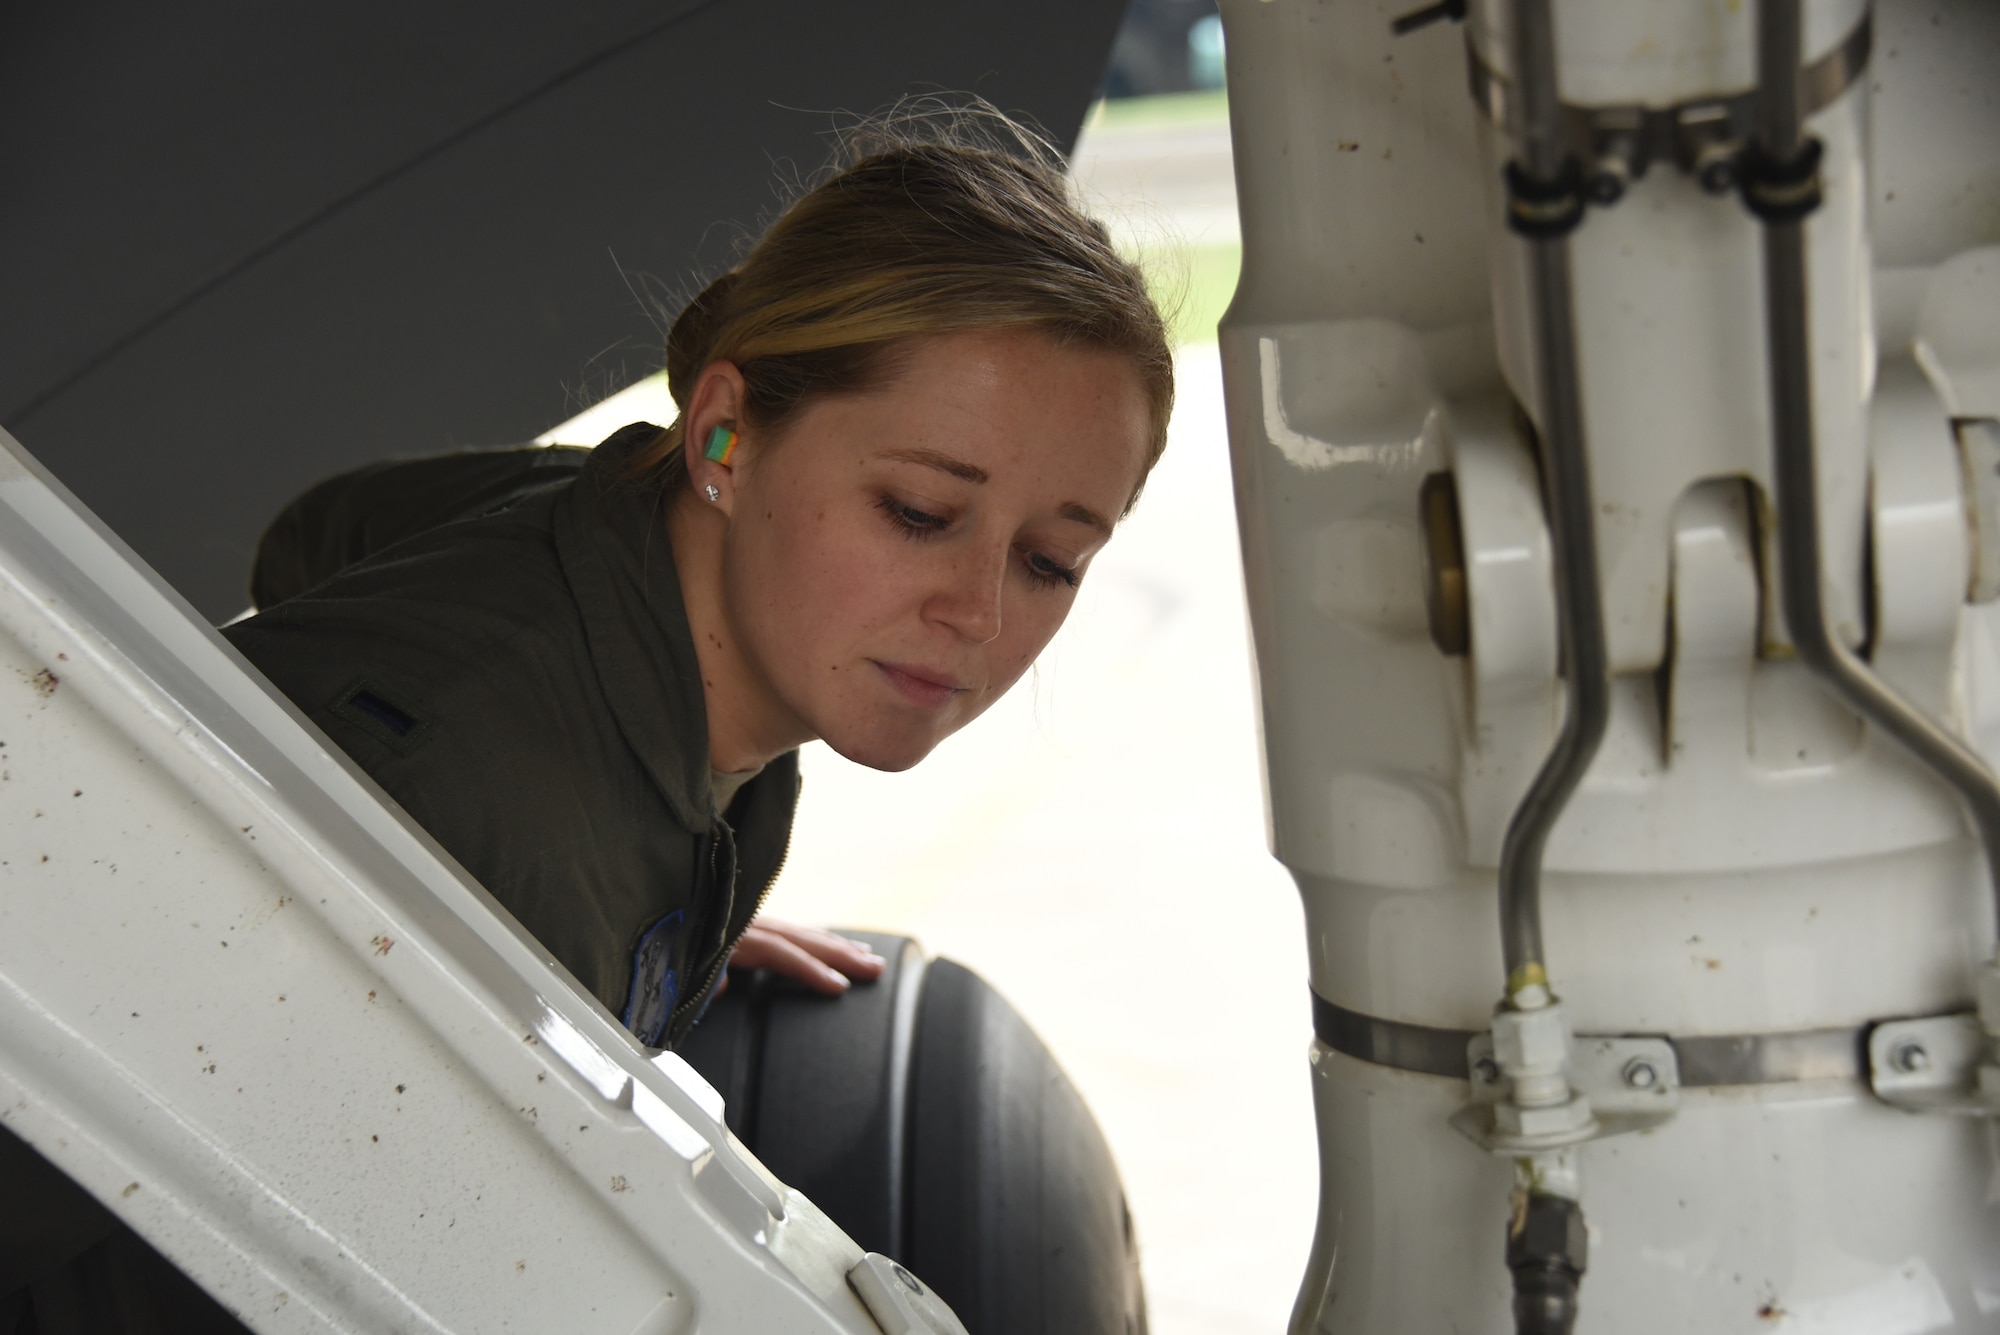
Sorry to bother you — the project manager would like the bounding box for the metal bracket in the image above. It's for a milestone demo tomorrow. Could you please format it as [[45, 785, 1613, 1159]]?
[[1452, 1034, 1680, 1152], [1867, 1013, 2000, 1116], [848, 1254, 970, 1335], [1463, 9, 1870, 204]]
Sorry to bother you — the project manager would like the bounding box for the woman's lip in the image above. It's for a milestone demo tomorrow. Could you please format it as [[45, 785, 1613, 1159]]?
[[872, 661, 967, 708]]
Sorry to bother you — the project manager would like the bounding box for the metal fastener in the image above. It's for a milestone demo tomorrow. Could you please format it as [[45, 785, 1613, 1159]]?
[[1586, 153, 1631, 206], [1621, 1058, 1659, 1090], [1693, 141, 1740, 195], [1891, 1041, 1931, 1074], [1473, 1057, 1502, 1085]]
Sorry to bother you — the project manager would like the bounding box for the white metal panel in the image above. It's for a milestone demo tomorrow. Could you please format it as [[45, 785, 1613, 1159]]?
[[0, 424, 886, 1334]]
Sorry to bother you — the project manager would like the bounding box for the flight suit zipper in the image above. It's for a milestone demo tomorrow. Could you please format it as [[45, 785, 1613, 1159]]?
[[667, 817, 794, 1032]]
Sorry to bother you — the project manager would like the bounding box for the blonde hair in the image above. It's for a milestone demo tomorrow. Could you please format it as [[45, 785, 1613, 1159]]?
[[635, 103, 1174, 511]]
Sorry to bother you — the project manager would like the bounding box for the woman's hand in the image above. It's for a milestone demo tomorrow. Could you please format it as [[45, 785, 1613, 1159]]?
[[725, 919, 887, 996]]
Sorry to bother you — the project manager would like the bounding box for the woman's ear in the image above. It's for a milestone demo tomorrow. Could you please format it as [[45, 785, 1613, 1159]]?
[[683, 360, 749, 515]]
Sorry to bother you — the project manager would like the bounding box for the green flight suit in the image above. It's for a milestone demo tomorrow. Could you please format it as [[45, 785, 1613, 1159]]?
[[225, 422, 799, 1049]]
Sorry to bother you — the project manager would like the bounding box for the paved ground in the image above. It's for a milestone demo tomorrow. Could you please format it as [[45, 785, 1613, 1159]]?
[[547, 99, 1319, 1335]]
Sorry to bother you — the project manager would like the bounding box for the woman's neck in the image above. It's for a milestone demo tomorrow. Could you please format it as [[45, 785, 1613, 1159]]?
[[665, 482, 813, 772]]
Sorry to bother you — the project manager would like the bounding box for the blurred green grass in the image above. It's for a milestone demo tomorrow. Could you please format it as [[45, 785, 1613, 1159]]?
[[1150, 239, 1240, 347], [1092, 89, 1231, 132], [1083, 91, 1239, 347]]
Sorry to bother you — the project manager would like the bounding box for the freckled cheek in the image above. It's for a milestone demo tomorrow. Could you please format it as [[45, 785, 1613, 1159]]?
[[981, 621, 1058, 698], [760, 518, 930, 651], [1013, 596, 1074, 653]]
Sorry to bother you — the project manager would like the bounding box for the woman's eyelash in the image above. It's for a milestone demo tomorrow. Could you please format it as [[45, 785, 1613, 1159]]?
[[877, 495, 950, 537], [877, 494, 1079, 590], [1022, 551, 1080, 590]]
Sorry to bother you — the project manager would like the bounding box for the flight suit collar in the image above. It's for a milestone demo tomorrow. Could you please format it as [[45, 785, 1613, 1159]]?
[[550, 422, 714, 831]]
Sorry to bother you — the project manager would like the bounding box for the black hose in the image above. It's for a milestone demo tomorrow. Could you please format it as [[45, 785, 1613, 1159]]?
[[1508, 1193, 1588, 1335]]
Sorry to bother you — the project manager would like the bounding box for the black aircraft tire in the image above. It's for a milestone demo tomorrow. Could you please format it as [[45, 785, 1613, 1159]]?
[[674, 932, 1145, 1335]]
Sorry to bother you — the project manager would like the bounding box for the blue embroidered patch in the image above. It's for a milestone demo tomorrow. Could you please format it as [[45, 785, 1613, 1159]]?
[[621, 910, 684, 1047]]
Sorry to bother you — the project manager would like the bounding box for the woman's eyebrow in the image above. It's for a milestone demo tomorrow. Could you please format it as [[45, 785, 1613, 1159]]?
[[1060, 502, 1112, 537], [880, 446, 1107, 534], [879, 447, 987, 485]]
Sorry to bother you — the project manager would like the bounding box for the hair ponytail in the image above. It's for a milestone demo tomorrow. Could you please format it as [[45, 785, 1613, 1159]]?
[[632, 100, 1174, 511]]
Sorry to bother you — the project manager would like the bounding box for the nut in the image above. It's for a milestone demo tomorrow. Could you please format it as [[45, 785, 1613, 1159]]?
[[1621, 1058, 1659, 1090], [1494, 1092, 1595, 1140], [1506, 1192, 1589, 1271], [1492, 1004, 1573, 1076]]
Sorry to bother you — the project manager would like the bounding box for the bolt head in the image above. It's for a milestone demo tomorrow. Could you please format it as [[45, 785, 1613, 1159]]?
[[1585, 161, 1627, 206], [1892, 1041, 1931, 1074], [1473, 1057, 1502, 1085], [1696, 152, 1738, 195], [1621, 1058, 1659, 1090]]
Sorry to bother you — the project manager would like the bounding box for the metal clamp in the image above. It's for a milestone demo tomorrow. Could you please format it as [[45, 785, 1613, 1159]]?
[[1453, 1032, 1680, 1153], [1866, 1014, 2000, 1115], [1312, 993, 1865, 1088], [1870, 963, 2000, 1115], [1464, 9, 1870, 204]]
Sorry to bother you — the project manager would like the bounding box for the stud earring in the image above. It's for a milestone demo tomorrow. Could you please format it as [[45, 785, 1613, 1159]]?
[[703, 425, 739, 466], [705, 484, 721, 503]]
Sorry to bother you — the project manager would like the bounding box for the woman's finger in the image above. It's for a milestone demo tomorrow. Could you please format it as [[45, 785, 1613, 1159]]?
[[753, 920, 888, 980], [728, 924, 857, 995]]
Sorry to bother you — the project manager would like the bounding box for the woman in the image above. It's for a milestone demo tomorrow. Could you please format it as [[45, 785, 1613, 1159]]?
[[225, 115, 1174, 1051]]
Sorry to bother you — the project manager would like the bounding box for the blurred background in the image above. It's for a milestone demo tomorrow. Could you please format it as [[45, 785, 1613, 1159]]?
[[546, 8, 1318, 1332]]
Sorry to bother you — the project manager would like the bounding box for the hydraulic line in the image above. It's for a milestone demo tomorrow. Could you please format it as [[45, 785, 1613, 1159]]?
[[1492, 2, 1601, 1329], [1749, 0, 2000, 923], [1495, 0, 1611, 1008]]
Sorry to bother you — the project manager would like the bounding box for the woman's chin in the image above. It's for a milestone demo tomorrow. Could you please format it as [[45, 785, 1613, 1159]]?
[[822, 724, 943, 774]]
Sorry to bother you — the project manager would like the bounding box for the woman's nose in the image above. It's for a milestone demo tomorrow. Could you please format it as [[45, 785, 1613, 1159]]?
[[926, 546, 1006, 644]]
